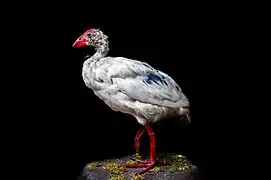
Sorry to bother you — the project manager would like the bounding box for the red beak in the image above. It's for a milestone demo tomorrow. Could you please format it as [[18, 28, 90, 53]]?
[[72, 35, 87, 48], [72, 29, 93, 48]]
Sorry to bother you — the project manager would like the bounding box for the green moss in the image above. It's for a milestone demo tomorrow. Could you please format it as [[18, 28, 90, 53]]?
[[104, 162, 126, 174]]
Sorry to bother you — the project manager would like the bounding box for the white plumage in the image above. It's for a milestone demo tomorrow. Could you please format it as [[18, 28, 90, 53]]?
[[82, 55, 190, 125], [73, 28, 190, 174]]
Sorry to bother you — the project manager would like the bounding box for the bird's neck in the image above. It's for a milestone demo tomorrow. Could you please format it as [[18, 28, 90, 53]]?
[[85, 44, 109, 64]]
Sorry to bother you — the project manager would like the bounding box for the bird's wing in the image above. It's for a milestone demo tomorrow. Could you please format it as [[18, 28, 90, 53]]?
[[105, 57, 189, 108]]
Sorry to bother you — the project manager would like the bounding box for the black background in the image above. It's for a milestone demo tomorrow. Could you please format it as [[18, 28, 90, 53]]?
[[5, 2, 253, 180]]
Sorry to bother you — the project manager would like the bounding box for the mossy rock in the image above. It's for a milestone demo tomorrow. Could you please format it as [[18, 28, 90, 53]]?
[[78, 153, 200, 180]]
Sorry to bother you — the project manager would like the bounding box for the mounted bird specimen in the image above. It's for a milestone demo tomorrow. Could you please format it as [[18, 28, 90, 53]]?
[[72, 28, 191, 174]]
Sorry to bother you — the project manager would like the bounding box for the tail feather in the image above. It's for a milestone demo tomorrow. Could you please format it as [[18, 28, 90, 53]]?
[[180, 108, 191, 124], [185, 109, 191, 124]]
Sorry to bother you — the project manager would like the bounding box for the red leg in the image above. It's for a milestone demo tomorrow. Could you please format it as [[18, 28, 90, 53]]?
[[145, 125, 156, 162], [134, 127, 145, 153], [126, 125, 159, 174]]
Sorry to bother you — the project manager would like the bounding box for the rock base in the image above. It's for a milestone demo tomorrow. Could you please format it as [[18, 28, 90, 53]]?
[[78, 153, 200, 180]]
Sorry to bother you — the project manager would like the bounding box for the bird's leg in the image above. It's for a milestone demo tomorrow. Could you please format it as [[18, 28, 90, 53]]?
[[132, 127, 147, 163], [132, 126, 167, 165], [134, 127, 145, 153], [135, 124, 156, 174], [126, 125, 167, 174]]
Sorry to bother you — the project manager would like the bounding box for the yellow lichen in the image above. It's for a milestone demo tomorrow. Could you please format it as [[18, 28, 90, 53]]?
[[104, 163, 126, 174], [150, 166, 160, 172], [172, 154, 185, 162], [169, 162, 192, 172], [126, 159, 137, 164], [160, 153, 193, 173], [110, 174, 126, 180], [130, 173, 145, 180], [86, 161, 102, 168], [135, 153, 142, 159]]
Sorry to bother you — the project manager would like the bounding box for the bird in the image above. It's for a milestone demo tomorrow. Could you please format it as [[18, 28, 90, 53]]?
[[72, 28, 191, 174]]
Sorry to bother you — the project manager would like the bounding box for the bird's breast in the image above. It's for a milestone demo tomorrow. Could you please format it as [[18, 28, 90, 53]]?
[[82, 62, 112, 91]]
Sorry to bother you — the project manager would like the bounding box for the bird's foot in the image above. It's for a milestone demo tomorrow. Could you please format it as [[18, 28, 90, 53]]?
[[125, 160, 156, 175], [134, 159, 168, 165], [125, 159, 168, 175], [131, 154, 168, 165]]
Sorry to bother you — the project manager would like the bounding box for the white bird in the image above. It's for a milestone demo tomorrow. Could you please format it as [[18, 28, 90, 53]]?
[[72, 28, 191, 174]]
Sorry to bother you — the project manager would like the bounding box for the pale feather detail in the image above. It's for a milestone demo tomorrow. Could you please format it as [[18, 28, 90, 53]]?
[[82, 56, 190, 125]]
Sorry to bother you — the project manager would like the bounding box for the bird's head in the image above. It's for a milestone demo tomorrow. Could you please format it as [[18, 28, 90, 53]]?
[[72, 28, 108, 48]]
